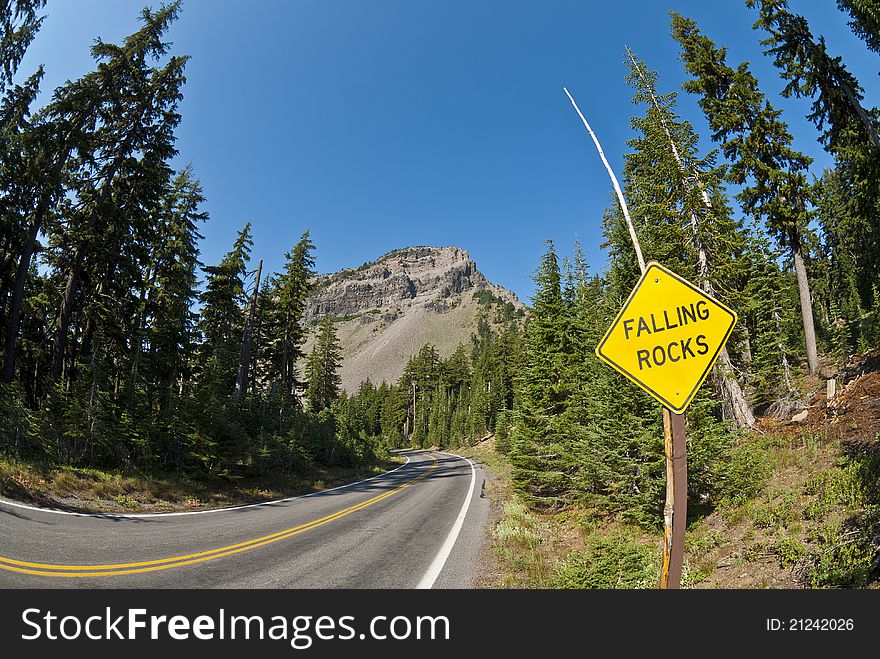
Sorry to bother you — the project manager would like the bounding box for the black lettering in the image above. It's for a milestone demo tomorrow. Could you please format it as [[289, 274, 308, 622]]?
[[623, 318, 634, 340], [651, 314, 665, 333], [652, 345, 667, 366], [681, 304, 696, 325], [663, 309, 678, 330], [681, 338, 695, 359], [696, 300, 709, 320], [637, 317, 650, 337], [668, 341, 681, 362], [696, 334, 709, 355], [637, 350, 651, 370]]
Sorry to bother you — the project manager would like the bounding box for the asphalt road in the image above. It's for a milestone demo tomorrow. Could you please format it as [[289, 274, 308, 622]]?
[[0, 451, 490, 588]]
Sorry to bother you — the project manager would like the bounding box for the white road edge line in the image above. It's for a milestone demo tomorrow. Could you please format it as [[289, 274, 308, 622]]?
[[416, 451, 476, 590], [0, 454, 413, 519]]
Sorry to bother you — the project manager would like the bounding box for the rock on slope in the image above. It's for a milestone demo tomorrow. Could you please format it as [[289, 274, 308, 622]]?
[[303, 246, 523, 392]]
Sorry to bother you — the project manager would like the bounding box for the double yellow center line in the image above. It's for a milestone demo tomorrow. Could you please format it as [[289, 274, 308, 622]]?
[[0, 455, 438, 578]]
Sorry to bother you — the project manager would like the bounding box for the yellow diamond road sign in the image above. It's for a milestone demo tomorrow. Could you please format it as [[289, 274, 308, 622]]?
[[595, 261, 737, 414]]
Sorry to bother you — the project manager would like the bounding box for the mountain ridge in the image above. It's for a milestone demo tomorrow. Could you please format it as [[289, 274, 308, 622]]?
[[303, 245, 524, 391]]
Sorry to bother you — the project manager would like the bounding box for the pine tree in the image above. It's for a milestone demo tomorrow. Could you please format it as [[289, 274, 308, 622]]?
[[748, 0, 880, 152], [146, 168, 205, 411], [747, 0, 880, 317], [305, 317, 342, 413], [813, 168, 867, 350], [264, 232, 315, 401], [838, 0, 880, 55], [198, 223, 252, 396], [0, 0, 45, 87], [624, 49, 754, 426], [45, 1, 188, 384], [0, 66, 43, 385], [509, 241, 579, 506], [672, 12, 821, 375], [739, 227, 802, 410], [0, 0, 47, 384]]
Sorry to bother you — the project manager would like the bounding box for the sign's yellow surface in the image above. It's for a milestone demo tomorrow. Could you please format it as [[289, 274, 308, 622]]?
[[595, 261, 737, 414]]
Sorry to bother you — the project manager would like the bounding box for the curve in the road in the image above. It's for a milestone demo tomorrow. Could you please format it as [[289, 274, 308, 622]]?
[[0, 455, 438, 579], [0, 456, 413, 518]]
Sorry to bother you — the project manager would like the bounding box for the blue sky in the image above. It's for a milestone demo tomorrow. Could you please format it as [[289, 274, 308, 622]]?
[[18, 0, 880, 302]]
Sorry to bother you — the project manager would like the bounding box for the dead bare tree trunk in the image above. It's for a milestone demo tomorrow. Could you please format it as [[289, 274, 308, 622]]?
[[627, 49, 754, 428], [563, 86, 646, 272]]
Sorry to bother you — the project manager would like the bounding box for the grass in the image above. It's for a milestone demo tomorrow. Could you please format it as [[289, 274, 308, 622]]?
[[554, 528, 659, 589], [492, 499, 556, 587], [459, 439, 662, 589], [0, 453, 402, 514], [464, 420, 880, 589], [685, 428, 880, 588]]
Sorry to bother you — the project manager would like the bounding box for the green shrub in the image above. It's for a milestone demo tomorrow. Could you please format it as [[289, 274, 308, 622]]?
[[553, 529, 659, 589], [805, 443, 880, 587], [494, 410, 514, 455]]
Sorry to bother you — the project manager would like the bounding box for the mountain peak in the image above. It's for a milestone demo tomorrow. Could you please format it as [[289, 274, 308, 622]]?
[[304, 245, 523, 390], [307, 245, 521, 323]]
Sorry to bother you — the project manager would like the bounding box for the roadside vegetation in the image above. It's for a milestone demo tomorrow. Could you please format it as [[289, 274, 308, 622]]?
[[0, 451, 400, 514], [466, 360, 880, 589], [0, 2, 398, 506]]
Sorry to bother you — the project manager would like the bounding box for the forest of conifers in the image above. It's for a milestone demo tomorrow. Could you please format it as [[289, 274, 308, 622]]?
[[1, 0, 879, 527]]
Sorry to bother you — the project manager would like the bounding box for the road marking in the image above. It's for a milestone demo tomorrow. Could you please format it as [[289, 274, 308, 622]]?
[[415, 451, 476, 589], [0, 455, 437, 578], [0, 455, 412, 518]]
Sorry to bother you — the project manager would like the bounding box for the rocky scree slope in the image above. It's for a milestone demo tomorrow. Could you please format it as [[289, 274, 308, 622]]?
[[303, 246, 523, 391]]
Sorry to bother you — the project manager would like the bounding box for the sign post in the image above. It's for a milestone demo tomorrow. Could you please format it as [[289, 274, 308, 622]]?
[[660, 409, 687, 588], [595, 261, 737, 589]]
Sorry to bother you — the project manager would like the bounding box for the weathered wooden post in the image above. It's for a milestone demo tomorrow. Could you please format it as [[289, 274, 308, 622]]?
[[660, 409, 687, 588]]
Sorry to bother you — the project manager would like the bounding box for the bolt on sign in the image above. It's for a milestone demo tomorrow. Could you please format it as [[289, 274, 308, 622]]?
[[595, 261, 737, 414]]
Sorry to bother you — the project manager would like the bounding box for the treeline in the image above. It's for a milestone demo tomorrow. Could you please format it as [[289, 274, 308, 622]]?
[[335, 300, 523, 451], [0, 2, 383, 477]]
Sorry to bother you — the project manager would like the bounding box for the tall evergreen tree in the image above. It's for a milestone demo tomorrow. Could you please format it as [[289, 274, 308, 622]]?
[[747, 0, 880, 315], [145, 167, 205, 410], [624, 49, 755, 427], [264, 232, 315, 401], [837, 0, 880, 58], [46, 1, 187, 384], [814, 167, 869, 333], [0, 0, 47, 384], [305, 317, 342, 413], [747, 0, 880, 152], [672, 12, 822, 374], [0, 0, 45, 87], [509, 241, 579, 506], [198, 223, 252, 396]]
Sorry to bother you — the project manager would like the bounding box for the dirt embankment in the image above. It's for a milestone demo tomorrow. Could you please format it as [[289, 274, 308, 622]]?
[[0, 459, 400, 515], [759, 348, 880, 439], [692, 348, 880, 589]]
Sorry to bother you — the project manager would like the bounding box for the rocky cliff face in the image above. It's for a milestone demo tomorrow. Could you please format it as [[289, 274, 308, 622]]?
[[305, 246, 520, 322], [303, 246, 523, 391]]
